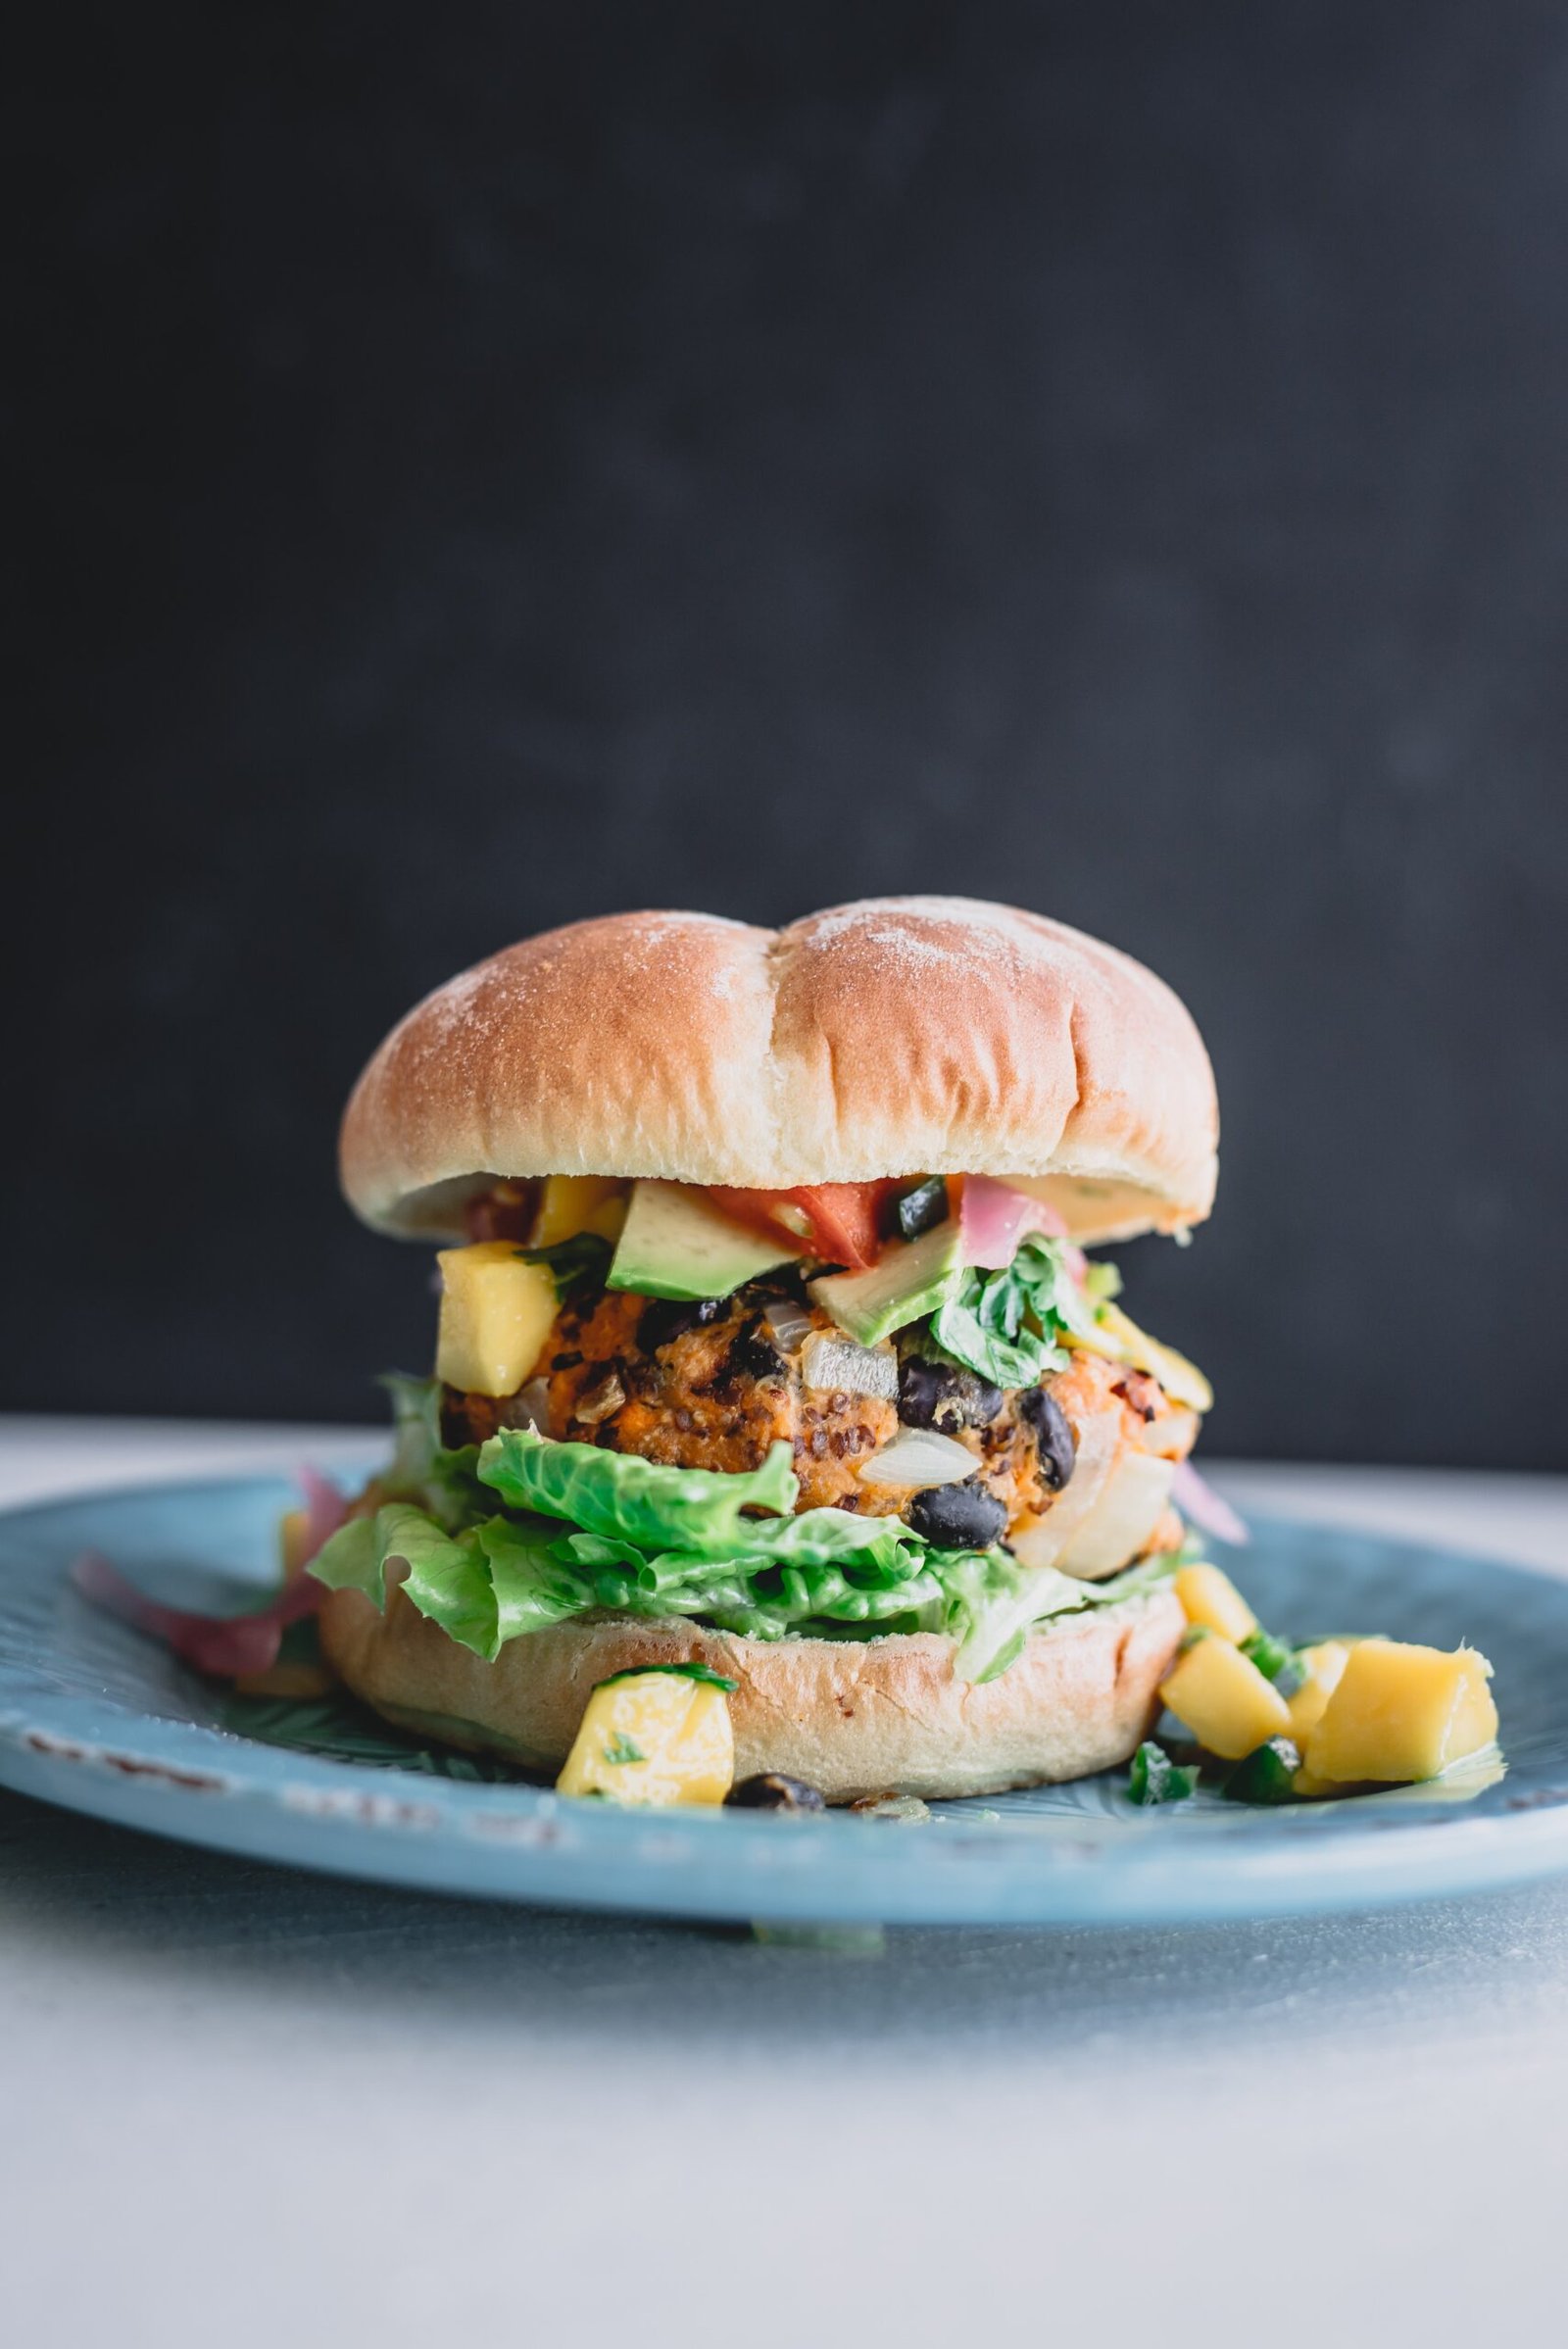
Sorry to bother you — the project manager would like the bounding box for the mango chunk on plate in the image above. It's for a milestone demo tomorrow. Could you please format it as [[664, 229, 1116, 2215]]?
[[1302, 1639, 1497, 1786], [1284, 1640, 1352, 1746], [558, 1671, 735, 1806], [435, 1241, 558, 1396], [1173, 1561, 1257, 1643], [1159, 1632, 1292, 1760]]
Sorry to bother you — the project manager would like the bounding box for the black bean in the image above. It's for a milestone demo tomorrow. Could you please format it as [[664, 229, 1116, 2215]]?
[[637, 1297, 724, 1352], [898, 1354, 1004, 1432], [894, 1176, 950, 1240], [726, 1773, 827, 1812], [906, 1478, 1008, 1547], [720, 1319, 782, 1384], [1017, 1386, 1077, 1492]]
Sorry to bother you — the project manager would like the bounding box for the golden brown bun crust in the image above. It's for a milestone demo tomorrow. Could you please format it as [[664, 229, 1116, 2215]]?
[[339, 899, 1217, 1246], [318, 1575, 1185, 1803]]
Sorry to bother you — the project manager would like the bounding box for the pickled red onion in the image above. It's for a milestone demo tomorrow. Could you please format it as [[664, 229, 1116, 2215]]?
[[958, 1175, 1068, 1268], [1171, 1460, 1250, 1546], [296, 1464, 351, 1562], [70, 1546, 323, 1677], [70, 1465, 351, 1678]]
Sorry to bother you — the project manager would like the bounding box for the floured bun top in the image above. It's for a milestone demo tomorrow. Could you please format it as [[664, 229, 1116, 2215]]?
[[338, 897, 1219, 1246]]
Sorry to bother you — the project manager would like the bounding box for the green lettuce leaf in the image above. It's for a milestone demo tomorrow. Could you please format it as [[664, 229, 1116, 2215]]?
[[311, 1430, 1179, 1678], [944, 1546, 1178, 1684], [476, 1515, 590, 1641], [379, 1373, 443, 1494], [311, 1503, 500, 1654], [477, 1427, 800, 1556], [375, 1373, 489, 1531]]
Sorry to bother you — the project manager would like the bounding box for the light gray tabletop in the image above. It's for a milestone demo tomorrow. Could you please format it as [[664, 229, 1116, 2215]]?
[[3, 1420, 1565, 2347]]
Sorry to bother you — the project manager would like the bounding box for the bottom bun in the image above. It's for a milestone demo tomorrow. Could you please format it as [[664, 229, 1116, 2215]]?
[[319, 1570, 1184, 1802]]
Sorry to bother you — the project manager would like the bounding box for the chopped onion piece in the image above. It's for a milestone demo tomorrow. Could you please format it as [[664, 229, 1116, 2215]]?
[[1139, 1402, 1200, 1459], [800, 1330, 899, 1399], [1009, 1407, 1120, 1569], [762, 1297, 814, 1353], [574, 1373, 624, 1427], [513, 1377, 552, 1432], [858, 1426, 976, 1490], [1056, 1449, 1176, 1577]]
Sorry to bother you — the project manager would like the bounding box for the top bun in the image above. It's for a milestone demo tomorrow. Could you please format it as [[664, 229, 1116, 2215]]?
[[339, 897, 1218, 1246]]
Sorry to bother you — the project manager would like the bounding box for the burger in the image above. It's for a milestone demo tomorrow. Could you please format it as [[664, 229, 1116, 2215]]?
[[312, 896, 1220, 1804]]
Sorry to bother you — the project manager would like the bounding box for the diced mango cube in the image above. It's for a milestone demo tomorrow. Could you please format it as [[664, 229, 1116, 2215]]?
[[1174, 1562, 1258, 1643], [1291, 1763, 1346, 1800], [1303, 1639, 1497, 1786], [1159, 1633, 1292, 1759], [557, 1672, 735, 1806], [529, 1175, 628, 1248], [1285, 1640, 1352, 1746], [435, 1242, 559, 1396]]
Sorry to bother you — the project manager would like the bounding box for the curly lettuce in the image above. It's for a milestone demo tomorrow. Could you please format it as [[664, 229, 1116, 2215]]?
[[312, 1420, 1174, 1679], [477, 1426, 799, 1556]]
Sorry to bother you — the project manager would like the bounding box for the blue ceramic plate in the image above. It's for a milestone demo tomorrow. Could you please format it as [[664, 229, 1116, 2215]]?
[[2, 1472, 1566, 1926]]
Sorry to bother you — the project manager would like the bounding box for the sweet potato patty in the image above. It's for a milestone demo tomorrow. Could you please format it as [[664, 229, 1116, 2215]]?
[[442, 1276, 1198, 1543]]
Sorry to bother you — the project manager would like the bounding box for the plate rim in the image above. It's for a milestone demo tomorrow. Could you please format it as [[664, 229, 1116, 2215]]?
[[4, 1468, 1567, 1927]]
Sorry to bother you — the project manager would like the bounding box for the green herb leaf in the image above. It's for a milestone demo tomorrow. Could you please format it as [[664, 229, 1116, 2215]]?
[[1128, 1739, 1200, 1805], [1240, 1630, 1306, 1695], [928, 1233, 1092, 1388], [602, 1734, 646, 1767], [514, 1234, 613, 1294], [599, 1662, 740, 1692], [1222, 1737, 1302, 1804]]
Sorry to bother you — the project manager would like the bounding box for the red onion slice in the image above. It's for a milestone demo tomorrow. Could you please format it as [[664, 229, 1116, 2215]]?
[[71, 1546, 323, 1677], [959, 1175, 1068, 1269], [1171, 1461, 1250, 1546], [296, 1464, 351, 1560], [71, 1465, 351, 1678]]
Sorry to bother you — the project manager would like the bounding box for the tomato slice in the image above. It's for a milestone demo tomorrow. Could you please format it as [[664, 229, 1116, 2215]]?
[[707, 1182, 900, 1269]]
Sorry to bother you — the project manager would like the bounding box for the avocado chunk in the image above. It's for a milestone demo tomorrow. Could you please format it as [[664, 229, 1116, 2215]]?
[[808, 1218, 965, 1346], [607, 1181, 803, 1301]]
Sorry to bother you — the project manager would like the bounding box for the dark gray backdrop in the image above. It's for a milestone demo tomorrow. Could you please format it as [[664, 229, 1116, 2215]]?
[[10, 2, 1567, 1465]]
